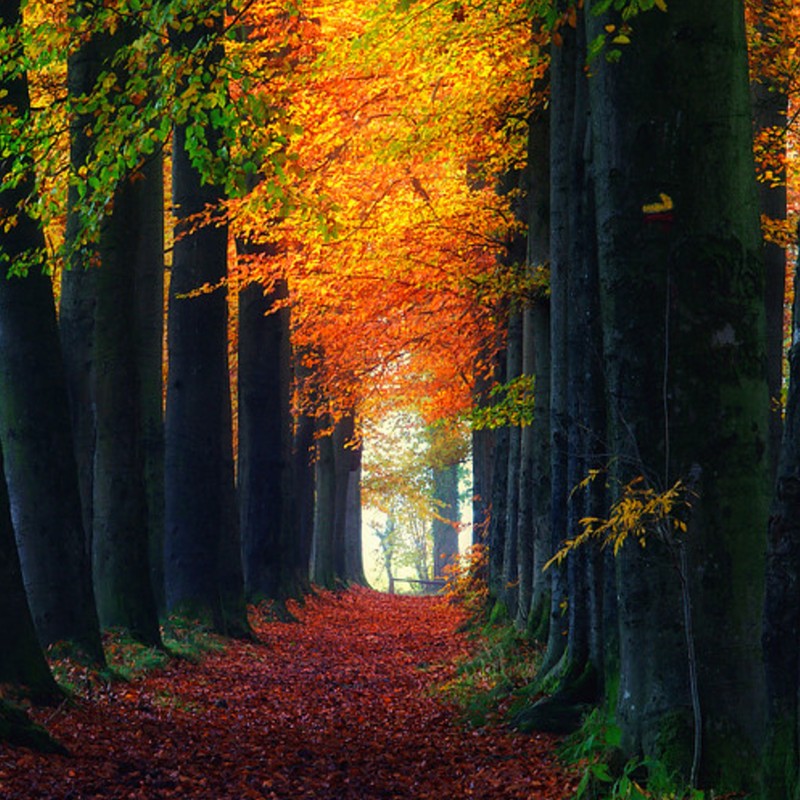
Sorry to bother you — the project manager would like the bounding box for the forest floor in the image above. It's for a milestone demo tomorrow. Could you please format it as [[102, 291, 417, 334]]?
[[0, 587, 576, 799]]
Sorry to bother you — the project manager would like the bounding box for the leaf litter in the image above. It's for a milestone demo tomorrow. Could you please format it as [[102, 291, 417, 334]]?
[[0, 587, 575, 799]]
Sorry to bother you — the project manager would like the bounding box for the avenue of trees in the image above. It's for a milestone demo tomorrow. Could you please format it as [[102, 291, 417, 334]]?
[[1, 0, 800, 797]]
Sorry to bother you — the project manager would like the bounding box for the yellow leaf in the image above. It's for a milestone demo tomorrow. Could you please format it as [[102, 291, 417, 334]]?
[[654, 0, 667, 10]]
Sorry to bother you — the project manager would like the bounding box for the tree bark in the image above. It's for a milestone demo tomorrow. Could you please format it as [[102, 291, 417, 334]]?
[[238, 278, 304, 602], [432, 462, 459, 580], [0, 442, 59, 702], [539, 12, 576, 675], [311, 419, 337, 588], [0, 3, 103, 661], [763, 232, 800, 799], [92, 154, 162, 644], [588, 0, 769, 788], [164, 13, 247, 633]]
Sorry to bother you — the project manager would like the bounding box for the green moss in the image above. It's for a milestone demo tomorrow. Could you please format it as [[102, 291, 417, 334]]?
[[489, 599, 509, 625], [761, 716, 799, 800], [647, 707, 694, 783], [700, 722, 762, 796], [527, 592, 550, 642]]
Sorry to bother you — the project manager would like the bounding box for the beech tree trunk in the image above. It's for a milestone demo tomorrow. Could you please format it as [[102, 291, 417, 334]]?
[[538, 12, 576, 676], [92, 154, 162, 644], [0, 443, 59, 702], [763, 234, 800, 799], [432, 462, 459, 580], [0, 4, 103, 661], [588, 0, 768, 789], [238, 278, 306, 602], [753, 0, 788, 482], [294, 407, 316, 582], [333, 413, 366, 585], [164, 13, 247, 634], [311, 419, 337, 588], [61, 6, 99, 551], [523, 107, 552, 635]]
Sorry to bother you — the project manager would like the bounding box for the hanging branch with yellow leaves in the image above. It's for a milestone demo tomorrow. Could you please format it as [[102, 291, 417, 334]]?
[[543, 471, 692, 571]]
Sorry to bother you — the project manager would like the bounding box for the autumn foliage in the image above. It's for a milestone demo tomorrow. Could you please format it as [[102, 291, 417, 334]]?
[[0, 590, 574, 799]]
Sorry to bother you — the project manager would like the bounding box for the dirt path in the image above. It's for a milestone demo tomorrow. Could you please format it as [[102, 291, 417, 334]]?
[[0, 588, 575, 799]]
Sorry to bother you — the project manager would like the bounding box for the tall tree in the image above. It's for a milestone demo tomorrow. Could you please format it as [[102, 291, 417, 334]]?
[[588, 0, 769, 789], [92, 148, 163, 644], [164, 6, 247, 634], [431, 461, 459, 579], [0, 0, 103, 662], [238, 275, 307, 604]]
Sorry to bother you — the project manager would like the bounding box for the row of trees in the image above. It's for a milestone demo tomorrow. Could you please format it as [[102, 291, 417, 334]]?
[[480, 0, 800, 796], [0, 0, 388, 708], [0, 0, 525, 723], [3, 0, 800, 795]]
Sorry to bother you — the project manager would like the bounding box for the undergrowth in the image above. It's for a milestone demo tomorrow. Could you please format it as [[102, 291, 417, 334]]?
[[440, 545, 725, 800], [46, 615, 226, 699], [560, 708, 709, 800], [438, 544, 544, 726]]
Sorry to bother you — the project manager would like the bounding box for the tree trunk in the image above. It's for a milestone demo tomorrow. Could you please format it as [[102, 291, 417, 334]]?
[[763, 232, 800, 799], [164, 13, 247, 633], [523, 104, 552, 637], [432, 462, 460, 580], [471, 365, 495, 546], [333, 412, 365, 585], [311, 420, 337, 588], [0, 443, 59, 703], [502, 308, 522, 618], [61, 0, 100, 554], [92, 154, 162, 644], [294, 407, 316, 583], [753, 0, 788, 483], [588, 0, 769, 789], [238, 278, 304, 602], [539, 12, 576, 675], [0, 4, 103, 660]]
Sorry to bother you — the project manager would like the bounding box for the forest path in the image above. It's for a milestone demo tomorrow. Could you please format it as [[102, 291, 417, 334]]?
[[1, 588, 574, 799]]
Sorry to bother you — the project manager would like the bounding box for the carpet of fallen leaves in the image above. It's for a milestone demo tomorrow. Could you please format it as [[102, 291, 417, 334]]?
[[0, 587, 576, 799]]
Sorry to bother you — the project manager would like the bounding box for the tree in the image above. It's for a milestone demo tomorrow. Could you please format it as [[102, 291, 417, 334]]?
[[0, 0, 103, 662], [238, 273, 308, 605], [61, 5, 163, 644], [432, 462, 460, 579], [587, 0, 769, 789], [0, 443, 59, 703], [164, 6, 248, 635]]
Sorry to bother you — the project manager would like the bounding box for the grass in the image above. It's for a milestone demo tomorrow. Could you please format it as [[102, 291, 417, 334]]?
[[45, 614, 227, 699], [435, 613, 544, 727]]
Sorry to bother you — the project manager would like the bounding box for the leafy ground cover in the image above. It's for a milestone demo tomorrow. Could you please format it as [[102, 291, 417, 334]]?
[[0, 587, 575, 799]]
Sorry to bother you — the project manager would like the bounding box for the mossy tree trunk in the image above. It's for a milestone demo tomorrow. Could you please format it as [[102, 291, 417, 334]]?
[[763, 235, 800, 799], [0, 0, 103, 662], [164, 11, 247, 634], [588, 0, 768, 790], [92, 152, 163, 645]]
